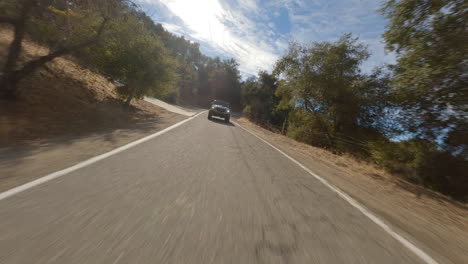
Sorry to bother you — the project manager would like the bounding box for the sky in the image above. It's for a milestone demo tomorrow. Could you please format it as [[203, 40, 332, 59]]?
[[136, 0, 395, 77]]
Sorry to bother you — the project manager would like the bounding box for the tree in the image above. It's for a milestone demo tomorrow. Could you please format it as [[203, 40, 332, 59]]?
[[241, 71, 287, 127], [274, 34, 391, 151], [176, 58, 198, 103], [132, 10, 241, 106], [82, 12, 177, 106], [196, 57, 241, 107], [381, 0, 468, 156], [0, 0, 243, 108], [218, 58, 241, 107], [0, 0, 118, 98]]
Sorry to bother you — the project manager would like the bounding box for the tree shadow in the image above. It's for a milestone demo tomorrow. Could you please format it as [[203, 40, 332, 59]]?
[[209, 117, 235, 126], [0, 71, 171, 173], [0, 119, 161, 173], [0, 35, 182, 186]]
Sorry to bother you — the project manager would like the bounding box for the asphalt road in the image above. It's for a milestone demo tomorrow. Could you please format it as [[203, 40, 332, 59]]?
[[0, 113, 427, 263]]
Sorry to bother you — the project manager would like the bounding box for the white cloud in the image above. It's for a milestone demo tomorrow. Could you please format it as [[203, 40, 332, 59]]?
[[138, 0, 284, 76], [138, 0, 395, 75]]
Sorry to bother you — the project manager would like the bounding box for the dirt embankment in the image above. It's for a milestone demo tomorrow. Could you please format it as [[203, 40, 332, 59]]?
[[0, 27, 186, 191], [236, 117, 468, 264], [0, 27, 183, 146]]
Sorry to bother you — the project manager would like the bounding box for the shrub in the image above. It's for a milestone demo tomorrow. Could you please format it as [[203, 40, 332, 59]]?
[[286, 109, 332, 148], [367, 138, 468, 200], [242, 105, 251, 117]]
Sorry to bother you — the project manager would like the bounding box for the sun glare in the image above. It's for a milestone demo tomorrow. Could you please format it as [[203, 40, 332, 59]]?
[[162, 0, 226, 45]]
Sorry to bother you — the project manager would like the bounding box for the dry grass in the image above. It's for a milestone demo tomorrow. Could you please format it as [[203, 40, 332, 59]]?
[[0, 27, 172, 146]]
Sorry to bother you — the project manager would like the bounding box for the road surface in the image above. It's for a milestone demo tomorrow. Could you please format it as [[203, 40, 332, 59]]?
[[0, 113, 429, 263]]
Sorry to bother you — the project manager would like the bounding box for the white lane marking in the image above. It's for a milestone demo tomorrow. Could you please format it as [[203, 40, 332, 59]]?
[[0, 111, 206, 201], [233, 121, 439, 264]]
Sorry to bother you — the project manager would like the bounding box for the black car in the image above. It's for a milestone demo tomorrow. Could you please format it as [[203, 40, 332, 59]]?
[[208, 100, 231, 122]]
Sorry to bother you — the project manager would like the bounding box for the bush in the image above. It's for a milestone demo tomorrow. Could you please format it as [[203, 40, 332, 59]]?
[[242, 105, 251, 117], [367, 138, 468, 200], [286, 109, 332, 148]]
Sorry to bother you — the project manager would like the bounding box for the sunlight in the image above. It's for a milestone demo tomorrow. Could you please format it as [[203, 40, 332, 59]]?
[[158, 0, 279, 75], [161, 0, 226, 45]]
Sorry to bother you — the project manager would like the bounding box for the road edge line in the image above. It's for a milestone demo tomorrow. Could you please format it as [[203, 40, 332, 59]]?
[[233, 121, 439, 264], [0, 111, 206, 201]]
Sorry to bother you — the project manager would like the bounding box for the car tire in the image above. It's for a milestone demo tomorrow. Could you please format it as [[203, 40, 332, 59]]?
[[208, 113, 212, 120], [225, 117, 230, 123]]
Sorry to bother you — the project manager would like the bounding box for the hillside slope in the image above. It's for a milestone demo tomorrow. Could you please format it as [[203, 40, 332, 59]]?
[[0, 27, 174, 146]]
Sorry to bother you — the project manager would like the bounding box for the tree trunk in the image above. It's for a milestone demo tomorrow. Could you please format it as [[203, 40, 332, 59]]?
[[0, 0, 34, 99], [1, 12, 108, 99], [281, 116, 288, 135]]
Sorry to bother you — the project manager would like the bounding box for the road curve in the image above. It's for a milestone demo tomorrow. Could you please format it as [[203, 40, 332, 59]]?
[[0, 113, 426, 263]]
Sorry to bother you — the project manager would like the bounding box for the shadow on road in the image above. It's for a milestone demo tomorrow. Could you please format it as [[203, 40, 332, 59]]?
[[0, 118, 183, 193], [209, 117, 235, 126]]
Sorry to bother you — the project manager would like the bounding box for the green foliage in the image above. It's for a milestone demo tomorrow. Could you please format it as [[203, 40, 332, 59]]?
[[1, 0, 125, 49], [286, 108, 332, 148], [367, 138, 468, 199], [241, 71, 289, 127], [274, 34, 392, 149], [176, 58, 198, 103], [131, 11, 242, 106], [0, 0, 123, 98], [209, 58, 241, 106], [368, 138, 433, 176], [0, 0, 241, 105], [244, 30, 467, 199], [242, 105, 251, 116], [381, 0, 468, 155], [81, 12, 177, 104], [28, 3, 100, 46]]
